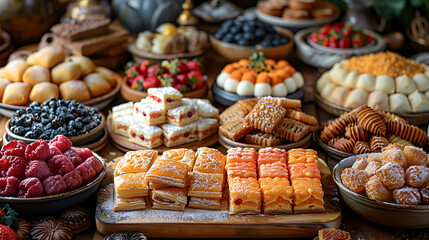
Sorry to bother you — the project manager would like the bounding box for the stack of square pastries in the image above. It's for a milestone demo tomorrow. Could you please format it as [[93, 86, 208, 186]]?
[[227, 147, 325, 214], [112, 87, 219, 148]]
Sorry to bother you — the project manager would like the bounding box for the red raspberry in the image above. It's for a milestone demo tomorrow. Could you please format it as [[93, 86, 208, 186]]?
[[25, 160, 52, 180], [18, 177, 44, 198], [75, 162, 96, 184], [49, 135, 72, 152], [0, 176, 20, 197], [74, 148, 93, 161], [5, 156, 26, 180], [49, 146, 62, 158], [63, 149, 83, 167], [25, 140, 50, 162], [47, 155, 74, 176], [0, 157, 11, 177], [43, 175, 66, 196], [85, 156, 103, 174], [1, 140, 26, 158], [63, 170, 83, 191]]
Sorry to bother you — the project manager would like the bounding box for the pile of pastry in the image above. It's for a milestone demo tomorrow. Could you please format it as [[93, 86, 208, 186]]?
[[341, 144, 429, 205], [0, 46, 117, 106], [319, 105, 428, 155], [136, 23, 207, 55], [216, 55, 304, 97], [317, 52, 429, 113], [258, 0, 338, 20], [113, 147, 325, 214], [220, 97, 318, 146], [111, 87, 218, 148]]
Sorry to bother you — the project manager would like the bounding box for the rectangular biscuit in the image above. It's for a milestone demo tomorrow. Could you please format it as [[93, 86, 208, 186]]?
[[273, 117, 310, 142], [220, 118, 253, 141], [245, 131, 284, 146], [244, 99, 287, 134]]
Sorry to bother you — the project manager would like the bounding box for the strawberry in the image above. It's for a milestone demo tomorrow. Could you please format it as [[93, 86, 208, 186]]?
[[0, 204, 18, 232], [320, 38, 329, 47], [366, 34, 374, 44], [130, 75, 144, 91], [139, 60, 153, 76], [147, 63, 163, 77], [188, 71, 204, 90], [125, 65, 139, 78], [309, 33, 318, 43], [351, 32, 364, 47], [143, 76, 161, 90], [339, 38, 351, 48], [0, 225, 16, 240], [168, 59, 189, 75], [332, 23, 343, 34], [328, 35, 339, 48], [186, 59, 203, 74], [174, 84, 191, 93], [159, 73, 177, 87], [176, 73, 188, 85]]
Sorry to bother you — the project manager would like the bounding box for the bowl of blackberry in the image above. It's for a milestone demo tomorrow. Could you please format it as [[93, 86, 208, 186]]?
[[6, 98, 105, 147], [209, 18, 294, 61]]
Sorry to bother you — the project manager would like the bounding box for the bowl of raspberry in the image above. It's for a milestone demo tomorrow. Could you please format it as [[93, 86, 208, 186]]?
[[0, 135, 106, 216]]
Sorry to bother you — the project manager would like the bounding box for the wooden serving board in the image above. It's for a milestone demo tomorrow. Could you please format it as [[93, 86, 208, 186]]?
[[95, 158, 341, 238], [106, 115, 218, 153]]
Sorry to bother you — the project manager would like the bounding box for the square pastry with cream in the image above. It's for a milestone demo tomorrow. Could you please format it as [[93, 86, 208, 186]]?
[[161, 122, 198, 147], [166, 102, 199, 126], [151, 187, 188, 211], [114, 150, 157, 176], [188, 196, 222, 210], [145, 158, 188, 188], [133, 99, 166, 125], [114, 172, 149, 198], [129, 124, 163, 148], [113, 195, 146, 211], [196, 118, 219, 141], [147, 87, 183, 110], [112, 116, 136, 137]]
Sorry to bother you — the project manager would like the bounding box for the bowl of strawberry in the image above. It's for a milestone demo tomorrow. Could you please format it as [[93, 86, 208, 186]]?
[[307, 23, 383, 53], [121, 58, 208, 102], [0, 135, 106, 216], [294, 23, 385, 68]]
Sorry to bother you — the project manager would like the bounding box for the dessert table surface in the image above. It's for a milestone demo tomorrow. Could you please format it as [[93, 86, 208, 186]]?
[[1, 48, 428, 240]]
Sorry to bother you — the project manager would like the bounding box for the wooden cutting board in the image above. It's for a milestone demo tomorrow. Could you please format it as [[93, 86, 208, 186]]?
[[95, 158, 341, 238]]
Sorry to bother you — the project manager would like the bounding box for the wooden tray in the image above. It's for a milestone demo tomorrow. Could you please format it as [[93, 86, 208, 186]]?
[[120, 77, 208, 102], [95, 157, 341, 238], [218, 130, 312, 151], [128, 42, 209, 62], [212, 82, 305, 107], [106, 114, 218, 153], [314, 88, 429, 125]]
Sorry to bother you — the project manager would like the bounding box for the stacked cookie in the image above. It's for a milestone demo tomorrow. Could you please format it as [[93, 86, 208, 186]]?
[[220, 97, 317, 146], [319, 105, 428, 155], [112, 87, 219, 148]]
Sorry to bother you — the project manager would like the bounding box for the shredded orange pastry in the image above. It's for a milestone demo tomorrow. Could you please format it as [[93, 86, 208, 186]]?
[[342, 52, 425, 78]]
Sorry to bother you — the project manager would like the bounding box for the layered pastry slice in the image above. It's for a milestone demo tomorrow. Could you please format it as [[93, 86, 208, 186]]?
[[257, 148, 287, 167], [113, 195, 146, 211], [113, 108, 133, 119], [228, 177, 261, 215], [129, 124, 163, 148], [194, 147, 226, 174], [145, 158, 188, 188], [259, 177, 293, 214], [161, 149, 196, 173], [112, 102, 134, 115], [114, 172, 148, 198], [288, 163, 321, 180], [196, 118, 219, 141], [287, 149, 318, 165], [188, 172, 224, 199], [161, 122, 198, 147], [188, 197, 222, 210], [151, 187, 188, 211], [112, 116, 135, 137], [166, 102, 199, 126], [226, 162, 257, 179], [192, 99, 219, 118], [226, 148, 258, 165], [114, 150, 157, 176], [133, 99, 166, 125], [258, 162, 289, 179], [147, 87, 183, 110], [291, 178, 324, 213]]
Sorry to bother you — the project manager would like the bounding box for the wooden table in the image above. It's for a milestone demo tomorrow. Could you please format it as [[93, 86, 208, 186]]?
[[2, 49, 428, 240]]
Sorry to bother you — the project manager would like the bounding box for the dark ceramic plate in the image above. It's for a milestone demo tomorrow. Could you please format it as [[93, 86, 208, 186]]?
[[0, 151, 106, 216]]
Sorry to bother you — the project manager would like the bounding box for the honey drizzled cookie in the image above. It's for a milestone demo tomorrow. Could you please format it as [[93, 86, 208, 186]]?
[[386, 120, 427, 146], [345, 123, 371, 141], [369, 135, 389, 152], [381, 111, 406, 124], [331, 137, 354, 153], [245, 99, 287, 134], [353, 141, 371, 155], [261, 96, 302, 109], [319, 113, 357, 142], [355, 105, 386, 136], [388, 134, 414, 147], [273, 117, 309, 142]]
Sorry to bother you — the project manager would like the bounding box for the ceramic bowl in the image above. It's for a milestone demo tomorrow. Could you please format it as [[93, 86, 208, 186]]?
[[333, 154, 429, 228], [0, 151, 106, 216], [209, 26, 294, 62], [120, 77, 208, 102]]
